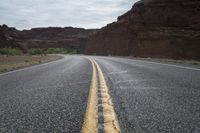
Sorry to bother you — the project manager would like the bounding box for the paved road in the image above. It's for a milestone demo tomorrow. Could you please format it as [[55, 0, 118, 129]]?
[[0, 55, 200, 133], [0, 56, 92, 132]]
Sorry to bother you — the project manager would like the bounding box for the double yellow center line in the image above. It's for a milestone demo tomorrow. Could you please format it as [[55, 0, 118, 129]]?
[[82, 58, 121, 133]]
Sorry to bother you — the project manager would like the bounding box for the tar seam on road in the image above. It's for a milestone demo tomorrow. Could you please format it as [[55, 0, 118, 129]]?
[[82, 58, 121, 133], [97, 69, 105, 133]]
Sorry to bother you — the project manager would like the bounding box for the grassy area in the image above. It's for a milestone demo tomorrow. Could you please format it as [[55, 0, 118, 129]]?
[[0, 55, 62, 73], [0, 47, 22, 55], [0, 47, 77, 56], [28, 48, 77, 55]]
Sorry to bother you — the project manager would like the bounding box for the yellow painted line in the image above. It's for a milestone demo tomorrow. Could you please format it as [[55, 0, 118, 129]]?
[[82, 59, 98, 133], [94, 60, 121, 133], [82, 58, 121, 133]]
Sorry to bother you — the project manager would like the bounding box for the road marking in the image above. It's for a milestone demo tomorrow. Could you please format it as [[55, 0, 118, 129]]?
[[82, 58, 121, 133], [107, 70, 128, 75], [133, 59, 200, 71], [94, 60, 121, 133], [82, 59, 98, 133], [116, 79, 158, 84]]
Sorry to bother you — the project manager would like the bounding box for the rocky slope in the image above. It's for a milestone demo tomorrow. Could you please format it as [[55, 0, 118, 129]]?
[[0, 25, 96, 53], [85, 0, 200, 60], [0, 25, 24, 51]]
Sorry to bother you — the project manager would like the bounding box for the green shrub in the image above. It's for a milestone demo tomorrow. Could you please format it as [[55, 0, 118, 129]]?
[[0, 47, 22, 55], [24, 59, 29, 63], [28, 48, 77, 55], [68, 50, 77, 55], [45, 48, 56, 54], [28, 48, 44, 55], [45, 48, 69, 54]]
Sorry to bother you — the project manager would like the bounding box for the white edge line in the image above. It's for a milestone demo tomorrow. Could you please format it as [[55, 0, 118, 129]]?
[[98, 56, 200, 71], [135, 59, 200, 71]]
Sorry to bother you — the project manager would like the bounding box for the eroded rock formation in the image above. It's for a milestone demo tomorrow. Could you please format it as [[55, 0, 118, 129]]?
[[85, 0, 200, 60], [0, 25, 96, 53]]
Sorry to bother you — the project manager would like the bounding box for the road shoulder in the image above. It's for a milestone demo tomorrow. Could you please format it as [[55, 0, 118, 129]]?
[[0, 54, 63, 74], [113, 56, 200, 70]]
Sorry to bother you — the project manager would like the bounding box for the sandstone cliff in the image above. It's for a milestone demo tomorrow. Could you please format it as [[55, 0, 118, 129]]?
[[85, 0, 200, 60], [0, 25, 24, 51], [0, 25, 96, 53]]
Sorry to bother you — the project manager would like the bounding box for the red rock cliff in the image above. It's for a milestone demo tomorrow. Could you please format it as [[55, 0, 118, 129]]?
[[0, 25, 96, 53], [85, 0, 200, 60]]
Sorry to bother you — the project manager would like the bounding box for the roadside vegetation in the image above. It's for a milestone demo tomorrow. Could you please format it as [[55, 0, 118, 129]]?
[[0, 47, 77, 56], [45, 48, 77, 54], [28, 48, 77, 55], [0, 47, 22, 55], [0, 55, 62, 73], [0, 47, 73, 73]]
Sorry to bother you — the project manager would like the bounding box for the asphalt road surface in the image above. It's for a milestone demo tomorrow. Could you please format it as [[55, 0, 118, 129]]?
[[0, 55, 200, 133]]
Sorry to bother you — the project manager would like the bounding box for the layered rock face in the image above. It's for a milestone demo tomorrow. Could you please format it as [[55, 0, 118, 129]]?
[[86, 0, 200, 60], [0, 29, 6, 41], [0, 25, 23, 50], [0, 25, 96, 53]]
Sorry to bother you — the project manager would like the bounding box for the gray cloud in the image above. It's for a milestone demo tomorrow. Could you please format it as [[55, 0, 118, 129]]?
[[0, 0, 139, 30]]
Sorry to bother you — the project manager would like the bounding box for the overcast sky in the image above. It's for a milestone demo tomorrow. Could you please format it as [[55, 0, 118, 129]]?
[[0, 0, 139, 30]]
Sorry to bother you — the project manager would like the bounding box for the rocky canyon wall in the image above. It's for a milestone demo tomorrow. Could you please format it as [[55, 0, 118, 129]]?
[[0, 25, 96, 53], [85, 0, 200, 60]]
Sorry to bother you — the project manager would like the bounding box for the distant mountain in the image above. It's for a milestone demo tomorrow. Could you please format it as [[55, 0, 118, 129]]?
[[85, 0, 200, 60], [0, 24, 97, 53]]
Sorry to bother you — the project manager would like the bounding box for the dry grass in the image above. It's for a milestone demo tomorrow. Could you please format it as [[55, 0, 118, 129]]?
[[0, 55, 62, 73]]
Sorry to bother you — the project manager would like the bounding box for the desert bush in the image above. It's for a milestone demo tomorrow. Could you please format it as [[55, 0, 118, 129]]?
[[68, 50, 77, 54], [0, 47, 22, 55], [28, 48, 45, 55], [45, 48, 71, 54], [28, 48, 77, 55]]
